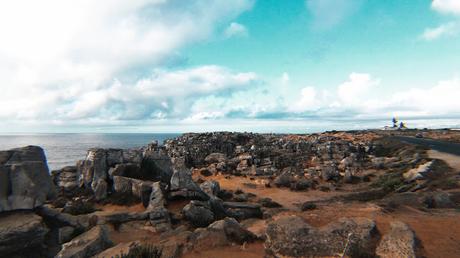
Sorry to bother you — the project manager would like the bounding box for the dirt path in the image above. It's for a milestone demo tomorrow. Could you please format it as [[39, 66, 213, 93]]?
[[428, 149, 460, 171]]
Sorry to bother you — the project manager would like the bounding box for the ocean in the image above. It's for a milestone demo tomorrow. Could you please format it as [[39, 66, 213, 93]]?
[[0, 133, 180, 171]]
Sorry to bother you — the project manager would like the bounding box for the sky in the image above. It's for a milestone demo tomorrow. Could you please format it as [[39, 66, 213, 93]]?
[[0, 0, 460, 133]]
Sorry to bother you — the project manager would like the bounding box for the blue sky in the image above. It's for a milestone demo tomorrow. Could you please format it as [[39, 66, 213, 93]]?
[[0, 0, 460, 133]]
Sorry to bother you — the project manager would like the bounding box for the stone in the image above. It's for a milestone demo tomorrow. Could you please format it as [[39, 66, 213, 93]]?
[[182, 201, 215, 227], [265, 216, 377, 258], [0, 212, 49, 256], [93, 178, 108, 201], [56, 225, 112, 258], [200, 180, 221, 196], [258, 198, 282, 208], [321, 163, 339, 181], [0, 146, 55, 212], [108, 163, 141, 179], [94, 241, 141, 258], [106, 149, 124, 167], [204, 153, 227, 164], [58, 226, 76, 244], [376, 221, 417, 258], [289, 178, 312, 191], [273, 172, 292, 187], [223, 202, 263, 220], [169, 167, 209, 201], [52, 166, 79, 191], [141, 145, 173, 183]]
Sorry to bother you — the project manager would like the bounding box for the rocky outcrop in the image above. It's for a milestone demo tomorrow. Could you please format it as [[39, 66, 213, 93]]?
[[265, 215, 377, 257], [0, 146, 55, 212], [182, 201, 215, 227], [186, 217, 256, 251], [200, 180, 221, 196], [0, 212, 49, 256], [52, 166, 79, 192], [223, 202, 263, 220], [56, 225, 112, 258], [376, 221, 417, 258], [169, 167, 209, 200]]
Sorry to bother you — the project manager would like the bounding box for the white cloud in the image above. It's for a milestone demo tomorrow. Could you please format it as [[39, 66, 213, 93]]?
[[0, 0, 255, 124], [421, 22, 460, 40], [337, 73, 380, 106], [305, 0, 363, 29], [432, 0, 460, 15], [289, 87, 319, 112], [224, 22, 248, 38]]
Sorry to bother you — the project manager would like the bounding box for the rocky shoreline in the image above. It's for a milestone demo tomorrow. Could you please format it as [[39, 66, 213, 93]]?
[[1, 130, 460, 257]]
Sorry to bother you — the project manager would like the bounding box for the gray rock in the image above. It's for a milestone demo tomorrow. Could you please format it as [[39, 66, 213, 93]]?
[[223, 202, 263, 220], [93, 178, 108, 201], [78, 148, 108, 196], [0, 212, 49, 256], [169, 167, 209, 200], [0, 146, 55, 212], [321, 163, 339, 181], [52, 166, 79, 191], [204, 153, 227, 164], [106, 149, 123, 167], [58, 226, 76, 244], [183, 201, 215, 227], [56, 225, 112, 258], [200, 180, 221, 196], [376, 221, 417, 258], [265, 216, 377, 257]]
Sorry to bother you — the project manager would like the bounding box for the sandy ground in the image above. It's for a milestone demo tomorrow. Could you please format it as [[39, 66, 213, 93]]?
[[428, 149, 460, 171]]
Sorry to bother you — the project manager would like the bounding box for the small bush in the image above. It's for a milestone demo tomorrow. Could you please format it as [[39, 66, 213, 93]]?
[[371, 173, 405, 192], [118, 244, 162, 258]]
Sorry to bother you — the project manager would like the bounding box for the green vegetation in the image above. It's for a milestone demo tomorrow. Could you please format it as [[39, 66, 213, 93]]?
[[117, 244, 162, 258], [371, 173, 405, 192]]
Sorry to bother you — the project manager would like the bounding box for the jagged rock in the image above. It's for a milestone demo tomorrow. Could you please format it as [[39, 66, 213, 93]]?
[[93, 178, 107, 201], [147, 182, 165, 210], [265, 216, 377, 257], [200, 180, 221, 196], [56, 225, 112, 258], [52, 166, 79, 191], [142, 145, 173, 183], [258, 197, 282, 208], [112, 176, 153, 200], [182, 201, 215, 227], [289, 178, 312, 191], [0, 146, 55, 212], [78, 148, 108, 196], [403, 159, 446, 182], [376, 221, 417, 258], [0, 212, 49, 256], [95, 241, 141, 258], [108, 163, 141, 179], [169, 167, 209, 200], [187, 217, 256, 251], [204, 153, 227, 164], [58, 226, 76, 244], [106, 149, 124, 167], [273, 172, 292, 187], [36, 205, 93, 230], [223, 202, 263, 220]]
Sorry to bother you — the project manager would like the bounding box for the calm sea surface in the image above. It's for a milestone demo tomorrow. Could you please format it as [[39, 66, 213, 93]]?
[[0, 134, 180, 171]]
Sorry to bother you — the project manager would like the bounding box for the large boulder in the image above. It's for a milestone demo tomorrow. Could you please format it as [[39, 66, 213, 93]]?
[[200, 180, 221, 196], [204, 153, 227, 164], [0, 212, 49, 256], [376, 221, 417, 258], [182, 201, 215, 228], [78, 149, 107, 193], [0, 146, 55, 212], [52, 166, 79, 192], [169, 167, 209, 200], [56, 225, 112, 258], [187, 217, 256, 252], [265, 215, 377, 257]]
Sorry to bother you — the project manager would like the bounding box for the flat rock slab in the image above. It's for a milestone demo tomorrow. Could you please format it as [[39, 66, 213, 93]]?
[[0, 211, 49, 256], [56, 225, 112, 258], [376, 221, 417, 258]]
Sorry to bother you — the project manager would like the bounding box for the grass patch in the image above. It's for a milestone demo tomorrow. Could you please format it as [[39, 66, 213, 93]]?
[[371, 172, 405, 192]]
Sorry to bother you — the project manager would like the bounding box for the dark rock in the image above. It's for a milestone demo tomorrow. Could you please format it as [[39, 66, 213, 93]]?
[[300, 202, 317, 211], [258, 198, 282, 208], [0, 212, 49, 256], [290, 178, 312, 191], [223, 202, 263, 220], [273, 172, 292, 187], [56, 225, 112, 258], [52, 166, 79, 192], [0, 146, 55, 212], [182, 201, 215, 227], [200, 180, 220, 197], [169, 167, 209, 201]]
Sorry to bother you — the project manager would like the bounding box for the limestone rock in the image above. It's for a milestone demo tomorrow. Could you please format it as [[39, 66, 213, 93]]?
[[0, 212, 49, 256], [56, 225, 112, 258], [182, 201, 215, 227], [0, 146, 55, 212], [169, 167, 209, 200], [200, 180, 221, 196]]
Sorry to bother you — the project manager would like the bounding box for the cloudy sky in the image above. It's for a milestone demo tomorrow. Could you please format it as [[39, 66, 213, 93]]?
[[1, 0, 460, 133]]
